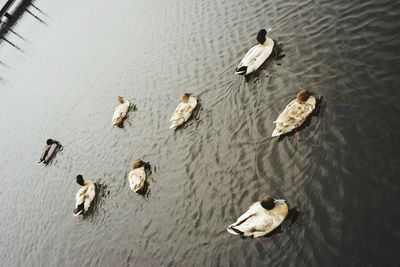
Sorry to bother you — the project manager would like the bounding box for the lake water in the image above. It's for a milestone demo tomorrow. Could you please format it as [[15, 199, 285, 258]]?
[[0, 0, 400, 266]]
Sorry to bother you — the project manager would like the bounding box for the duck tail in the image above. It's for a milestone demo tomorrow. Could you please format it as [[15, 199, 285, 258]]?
[[229, 226, 245, 235], [73, 203, 85, 216], [235, 66, 247, 75]]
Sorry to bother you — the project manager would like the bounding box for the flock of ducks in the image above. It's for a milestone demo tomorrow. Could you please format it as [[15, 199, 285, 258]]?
[[39, 28, 319, 238]]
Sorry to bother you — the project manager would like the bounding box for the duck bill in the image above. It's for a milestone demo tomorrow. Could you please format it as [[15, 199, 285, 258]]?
[[273, 199, 286, 205]]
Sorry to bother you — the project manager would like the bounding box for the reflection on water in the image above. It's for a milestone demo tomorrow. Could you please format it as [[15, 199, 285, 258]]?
[[0, 0, 400, 266]]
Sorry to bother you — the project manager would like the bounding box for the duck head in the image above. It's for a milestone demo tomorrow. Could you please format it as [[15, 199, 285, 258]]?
[[260, 196, 286, 210], [46, 139, 54, 145], [256, 29, 267, 44], [181, 93, 190, 103], [132, 160, 144, 169], [296, 89, 311, 103], [76, 175, 85, 186], [117, 96, 124, 104]]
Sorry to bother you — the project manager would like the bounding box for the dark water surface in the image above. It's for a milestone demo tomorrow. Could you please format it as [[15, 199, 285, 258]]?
[[1, 0, 400, 266]]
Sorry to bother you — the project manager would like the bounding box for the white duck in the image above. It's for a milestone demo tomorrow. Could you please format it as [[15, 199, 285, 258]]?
[[73, 175, 96, 216], [112, 96, 130, 126], [235, 28, 275, 75], [272, 89, 317, 137], [169, 93, 197, 129], [227, 197, 288, 238], [128, 160, 147, 193]]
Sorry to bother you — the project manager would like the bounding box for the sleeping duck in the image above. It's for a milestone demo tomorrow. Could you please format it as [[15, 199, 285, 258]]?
[[128, 160, 147, 193], [39, 138, 61, 164], [73, 175, 96, 216], [112, 96, 130, 126], [169, 93, 197, 129], [235, 28, 274, 75], [227, 196, 288, 238], [272, 89, 316, 137]]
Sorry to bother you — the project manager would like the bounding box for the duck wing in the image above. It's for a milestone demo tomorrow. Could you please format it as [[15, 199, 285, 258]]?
[[169, 98, 197, 129], [273, 100, 297, 124], [128, 167, 146, 192], [233, 202, 260, 223], [112, 101, 130, 125], [44, 143, 59, 163], [238, 44, 264, 69], [229, 211, 274, 237], [272, 97, 316, 137], [74, 181, 96, 215], [39, 145, 51, 162], [74, 186, 88, 215], [183, 97, 197, 121], [228, 202, 273, 237], [170, 103, 186, 122], [247, 39, 274, 74], [236, 38, 275, 74], [83, 182, 96, 212], [253, 203, 289, 237]]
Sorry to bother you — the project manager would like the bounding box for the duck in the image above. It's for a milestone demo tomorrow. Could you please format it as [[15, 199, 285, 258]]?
[[39, 138, 61, 164], [235, 28, 274, 75], [272, 89, 317, 137], [73, 175, 96, 216], [128, 160, 147, 193], [227, 196, 288, 238], [112, 96, 130, 126], [169, 93, 197, 129]]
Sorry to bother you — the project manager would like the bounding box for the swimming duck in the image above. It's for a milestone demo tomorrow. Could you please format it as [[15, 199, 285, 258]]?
[[272, 89, 316, 137], [227, 196, 288, 238], [39, 138, 61, 164], [128, 160, 147, 193], [235, 28, 274, 75], [112, 96, 130, 126], [73, 175, 96, 216], [169, 93, 197, 129]]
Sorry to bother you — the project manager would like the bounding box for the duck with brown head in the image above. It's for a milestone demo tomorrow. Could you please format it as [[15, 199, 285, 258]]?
[[73, 175, 96, 216], [111, 96, 130, 127], [169, 93, 198, 129], [128, 160, 147, 193], [235, 28, 274, 76], [227, 196, 288, 238], [272, 89, 317, 137]]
